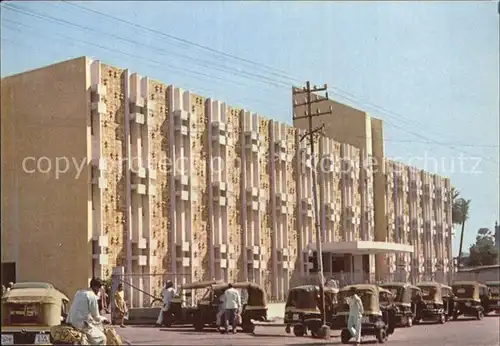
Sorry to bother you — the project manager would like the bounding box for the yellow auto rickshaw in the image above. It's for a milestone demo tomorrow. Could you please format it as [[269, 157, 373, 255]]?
[[415, 282, 454, 324], [192, 282, 267, 333], [451, 281, 488, 320], [485, 281, 500, 315], [284, 285, 338, 337], [379, 282, 421, 327], [334, 284, 397, 344], [1, 282, 68, 345]]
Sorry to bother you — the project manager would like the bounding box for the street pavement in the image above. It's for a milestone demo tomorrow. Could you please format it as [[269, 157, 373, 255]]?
[[117, 315, 500, 345]]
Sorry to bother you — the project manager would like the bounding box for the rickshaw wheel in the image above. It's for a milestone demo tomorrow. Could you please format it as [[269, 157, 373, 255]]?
[[439, 314, 446, 324], [340, 329, 351, 344], [376, 329, 387, 343], [293, 325, 305, 337], [242, 323, 255, 334], [406, 316, 413, 327], [194, 321, 204, 332], [476, 311, 483, 320]]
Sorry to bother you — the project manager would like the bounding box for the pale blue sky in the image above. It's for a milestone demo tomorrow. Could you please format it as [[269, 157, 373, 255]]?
[[1, 1, 499, 255]]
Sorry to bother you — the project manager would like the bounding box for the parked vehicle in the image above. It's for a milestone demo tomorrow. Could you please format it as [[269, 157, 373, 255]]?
[[334, 284, 397, 344], [415, 282, 454, 324], [192, 281, 267, 333], [157, 280, 224, 327], [451, 281, 488, 320], [379, 282, 421, 327], [284, 285, 338, 337], [1, 282, 68, 345], [485, 281, 500, 314]]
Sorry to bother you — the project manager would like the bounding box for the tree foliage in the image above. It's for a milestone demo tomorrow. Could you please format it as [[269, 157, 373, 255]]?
[[456, 198, 471, 260], [468, 228, 499, 266]]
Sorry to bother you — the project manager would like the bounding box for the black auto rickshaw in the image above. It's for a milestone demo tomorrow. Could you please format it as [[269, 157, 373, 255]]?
[[284, 285, 338, 337], [192, 282, 267, 333], [153, 280, 223, 327], [485, 281, 500, 315], [451, 281, 488, 320], [415, 282, 454, 324], [379, 282, 421, 327], [333, 284, 396, 344]]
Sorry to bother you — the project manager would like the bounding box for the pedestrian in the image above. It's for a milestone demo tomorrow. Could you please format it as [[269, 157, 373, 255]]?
[[1, 284, 6, 297], [113, 283, 127, 328], [7, 282, 14, 292], [221, 283, 242, 334], [156, 280, 175, 327], [97, 285, 108, 314], [216, 289, 227, 333], [347, 287, 364, 345], [66, 278, 108, 345]]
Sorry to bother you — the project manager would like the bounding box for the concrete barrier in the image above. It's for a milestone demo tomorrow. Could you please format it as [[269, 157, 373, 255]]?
[[127, 303, 286, 325]]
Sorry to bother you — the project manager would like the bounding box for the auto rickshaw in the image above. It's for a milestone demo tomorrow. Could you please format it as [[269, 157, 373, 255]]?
[[1, 282, 68, 345], [485, 281, 500, 315], [284, 285, 338, 337], [379, 282, 421, 327], [415, 282, 454, 324], [192, 282, 267, 333], [333, 284, 396, 344], [155, 280, 224, 327], [451, 281, 488, 320]]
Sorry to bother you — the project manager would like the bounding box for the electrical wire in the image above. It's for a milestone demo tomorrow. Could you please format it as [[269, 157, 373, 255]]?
[[1, 2, 498, 162]]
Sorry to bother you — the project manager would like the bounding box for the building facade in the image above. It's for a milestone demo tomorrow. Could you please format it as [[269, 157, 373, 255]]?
[[1, 57, 453, 303]]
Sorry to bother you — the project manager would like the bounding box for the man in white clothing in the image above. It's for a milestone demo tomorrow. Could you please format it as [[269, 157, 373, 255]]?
[[156, 280, 175, 326], [221, 283, 241, 334], [66, 278, 108, 345], [347, 287, 364, 345]]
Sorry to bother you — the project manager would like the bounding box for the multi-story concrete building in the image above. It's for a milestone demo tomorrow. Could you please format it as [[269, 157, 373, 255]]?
[[1, 57, 453, 303], [293, 92, 454, 286]]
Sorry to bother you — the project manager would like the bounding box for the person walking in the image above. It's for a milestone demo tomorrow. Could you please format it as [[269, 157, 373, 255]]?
[[347, 287, 364, 345], [156, 280, 175, 327], [113, 283, 127, 328], [221, 283, 241, 334], [216, 290, 227, 333]]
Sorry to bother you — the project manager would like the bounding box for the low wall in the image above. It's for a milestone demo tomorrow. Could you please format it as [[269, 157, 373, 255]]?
[[454, 267, 500, 282], [127, 302, 286, 325]]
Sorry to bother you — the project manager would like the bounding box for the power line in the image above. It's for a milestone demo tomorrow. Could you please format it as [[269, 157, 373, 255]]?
[[2, 2, 498, 163], [56, 1, 500, 163], [0, 24, 283, 114], [0, 4, 289, 92], [61, 1, 299, 84], [59, 1, 456, 140]]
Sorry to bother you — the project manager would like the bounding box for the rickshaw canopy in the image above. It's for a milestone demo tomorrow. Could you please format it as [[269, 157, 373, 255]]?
[[181, 280, 224, 290], [486, 281, 500, 296], [416, 282, 452, 304], [2, 286, 69, 305], [337, 284, 383, 315], [380, 282, 421, 305], [452, 281, 485, 301], [212, 282, 267, 307], [285, 285, 338, 312]]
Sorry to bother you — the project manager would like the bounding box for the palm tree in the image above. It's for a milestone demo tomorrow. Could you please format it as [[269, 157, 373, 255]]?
[[456, 198, 471, 265], [451, 187, 461, 226]]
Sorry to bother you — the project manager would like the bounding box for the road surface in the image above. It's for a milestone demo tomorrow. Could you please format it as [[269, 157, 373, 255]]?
[[117, 316, 500, 345]]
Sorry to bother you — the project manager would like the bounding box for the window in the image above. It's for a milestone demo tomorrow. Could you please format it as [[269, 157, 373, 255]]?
[[5, 304, 41, 325]]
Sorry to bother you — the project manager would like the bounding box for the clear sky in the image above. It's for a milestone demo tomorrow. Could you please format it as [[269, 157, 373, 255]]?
[[1, 1, 499, 255]]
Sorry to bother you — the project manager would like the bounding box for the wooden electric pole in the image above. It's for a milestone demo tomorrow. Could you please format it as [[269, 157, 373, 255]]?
[[293, 81, 332, 337]]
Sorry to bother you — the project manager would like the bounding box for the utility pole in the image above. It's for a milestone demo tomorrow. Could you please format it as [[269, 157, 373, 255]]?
[[293, 81, 332, 338]]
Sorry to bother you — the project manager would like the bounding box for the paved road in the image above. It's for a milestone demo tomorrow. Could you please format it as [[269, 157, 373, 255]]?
[[117, 315, 500, 345]]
